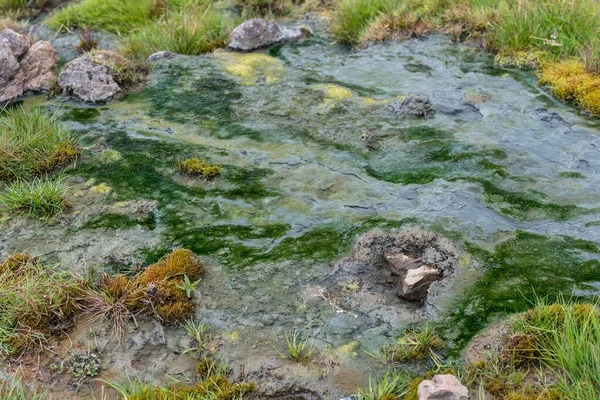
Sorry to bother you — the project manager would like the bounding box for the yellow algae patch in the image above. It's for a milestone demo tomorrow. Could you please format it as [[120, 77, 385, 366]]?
[[312, 83, 354, 101], [335, 341, 360, 357], [224, 331, 241, 342], [90, 183, 112, 195], [362, 94, 405, 105], [212, 50, 284, 86]]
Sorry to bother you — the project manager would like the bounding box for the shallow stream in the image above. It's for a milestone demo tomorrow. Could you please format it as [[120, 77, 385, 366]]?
[[3, 25, 600, 397]]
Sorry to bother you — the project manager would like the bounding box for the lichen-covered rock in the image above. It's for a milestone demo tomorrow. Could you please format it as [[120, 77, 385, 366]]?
[[418, 374, 468, 400], [388, 93, 435, 118], [0, 29, 58, 103], [58, 55, 122, 103], [227, 18, 311, 52]]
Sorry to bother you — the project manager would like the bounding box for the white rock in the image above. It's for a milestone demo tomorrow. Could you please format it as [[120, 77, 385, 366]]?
[[418, 374, 468, 400]]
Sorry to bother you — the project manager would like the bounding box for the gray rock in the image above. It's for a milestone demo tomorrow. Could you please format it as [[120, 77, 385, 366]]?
[[384, 252, 421, 276], [19, 41, 59, 92], [0, 29, 30, 59], [0, 30, 58, 103], [227, 18, 311, 52], [400, 265, 442, 302], [418, 374, 468, 400], [388, 93, 435, 118], [147, 51, 176, 62], [58, 55, 122, 103]]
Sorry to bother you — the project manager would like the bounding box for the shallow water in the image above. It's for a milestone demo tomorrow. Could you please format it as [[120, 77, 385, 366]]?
[[3, 30, 600, 395]]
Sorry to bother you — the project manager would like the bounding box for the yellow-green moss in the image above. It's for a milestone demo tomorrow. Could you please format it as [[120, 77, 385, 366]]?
[[495, 51, 544, 70], [539, 61, 600, 116], [211, 50, 284, 85], [312, 83, 355, 101], [175, 158, 222, 179]]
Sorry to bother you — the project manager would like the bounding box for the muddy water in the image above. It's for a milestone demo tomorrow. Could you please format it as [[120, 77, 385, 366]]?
[[3, 26, 600, 397]]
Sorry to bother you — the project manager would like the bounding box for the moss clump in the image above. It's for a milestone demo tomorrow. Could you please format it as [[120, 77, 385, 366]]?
[[175, 158, 222, 179], [539, 60, 600, 116], [88, 249, 205, 326]]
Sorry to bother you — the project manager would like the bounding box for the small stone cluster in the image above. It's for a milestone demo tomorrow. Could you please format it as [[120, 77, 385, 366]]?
[[0, 29, 58, 103]]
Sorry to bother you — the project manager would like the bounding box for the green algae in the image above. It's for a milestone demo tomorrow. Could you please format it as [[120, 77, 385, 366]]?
[[446, 230, 600, 351], [125, 62, 242, 124], [476, 179, 588, 221], [85, 213, 156, 230], [64, 108, 101, 123], [559, 171, 586, 179]]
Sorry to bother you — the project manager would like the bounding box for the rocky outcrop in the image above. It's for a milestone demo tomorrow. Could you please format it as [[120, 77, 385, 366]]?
[[388, 93, 435, 118], [418, 374, 468, 400], [227, 18, 311, 52], [58, 55, 122, 103], [0, 29, 58, 103]]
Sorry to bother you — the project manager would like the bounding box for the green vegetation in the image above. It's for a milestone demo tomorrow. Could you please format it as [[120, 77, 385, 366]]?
[[235, 0, 293, 17], [124, 2, 239, 62], [0, 254, 82, 356], [46, 0, 164, 33], [86, 50, 149, 89], [0, 249, 204, 357], [0, 106, 78, 181], [509, 300, 600, 399], [274, 328, 315, 363], [46, 0, 237, 62], [329, 0, 600, 115], [0, 176, 68, 219], [379, 326, 445, 363], [357, 371, 410, 400], [0, 371, 45, 399], [175, 157, 222, 179]]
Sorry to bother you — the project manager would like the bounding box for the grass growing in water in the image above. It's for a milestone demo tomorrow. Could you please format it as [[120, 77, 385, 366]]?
[[356, 370, 410, 400], [0, 176, 68, 219], [0, 106, 78, 181]]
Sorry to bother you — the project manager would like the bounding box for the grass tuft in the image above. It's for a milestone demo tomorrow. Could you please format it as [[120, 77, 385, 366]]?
[[0, 106, 79, 181], [0, 176, 68, 219], [357, 370, 410, 400], [275, 327, 315, 363], [379, 325, 445, 363]]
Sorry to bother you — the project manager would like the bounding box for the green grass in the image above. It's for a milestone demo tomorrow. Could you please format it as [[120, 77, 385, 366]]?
[[357, 370, 410, 400], [0, 371, 46, 399], [511, 299, 600, 399], [0, 0, 26, 13], [329, 0, 391, 44], [274, 328, 315, 363], [0, 176, 68, 219], [45, 0, 164, 33], [0, 106, 78, 181], [123, 2, 239, 62], [378, 325, 445, 363]]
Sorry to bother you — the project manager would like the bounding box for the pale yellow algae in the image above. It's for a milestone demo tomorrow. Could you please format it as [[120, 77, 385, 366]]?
[[312, 83, 354, 101], [211, 49, 284, 85]]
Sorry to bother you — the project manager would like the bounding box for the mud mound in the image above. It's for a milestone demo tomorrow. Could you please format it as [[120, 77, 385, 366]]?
[[331, 227, 460, 305]]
